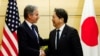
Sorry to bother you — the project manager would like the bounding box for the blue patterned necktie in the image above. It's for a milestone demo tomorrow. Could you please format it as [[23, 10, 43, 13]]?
[[31, 25, 39, 43]]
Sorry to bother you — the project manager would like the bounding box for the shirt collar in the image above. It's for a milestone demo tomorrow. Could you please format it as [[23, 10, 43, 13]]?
[[25, 20, 33, 29], [57, 24, 65, 31]]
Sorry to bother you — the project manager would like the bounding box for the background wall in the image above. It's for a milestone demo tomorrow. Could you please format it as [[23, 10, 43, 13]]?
[[0, 0, 100, 45]]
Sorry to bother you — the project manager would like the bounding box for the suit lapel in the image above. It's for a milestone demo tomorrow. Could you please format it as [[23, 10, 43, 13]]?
[[23, 21, 38, 41], [59, 25, 68, 43], [51, 30, 56, 48]]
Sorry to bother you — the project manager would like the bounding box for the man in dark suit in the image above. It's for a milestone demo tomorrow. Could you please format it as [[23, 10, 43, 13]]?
[[17, 5, 47, 56], [46, 8, 83, 56]]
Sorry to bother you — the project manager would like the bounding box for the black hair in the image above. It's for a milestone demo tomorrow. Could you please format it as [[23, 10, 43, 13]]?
[[54, 8, 68, 23]]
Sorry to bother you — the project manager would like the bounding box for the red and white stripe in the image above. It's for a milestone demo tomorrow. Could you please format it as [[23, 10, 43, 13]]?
[[0, 24, 18, 56]]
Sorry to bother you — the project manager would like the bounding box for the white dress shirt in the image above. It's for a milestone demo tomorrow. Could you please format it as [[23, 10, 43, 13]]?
[[55, 24, 65, 49]]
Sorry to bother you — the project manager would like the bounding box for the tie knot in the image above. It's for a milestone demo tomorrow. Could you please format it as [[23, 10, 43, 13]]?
[[31, 25, 35, 29], [57, 29, 60, 32]]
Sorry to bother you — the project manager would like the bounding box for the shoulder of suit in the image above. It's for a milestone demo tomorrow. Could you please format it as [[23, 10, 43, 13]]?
[[18, 21, 26, 30], [50, 25, 77, 32], [65, 25, 77, 31]]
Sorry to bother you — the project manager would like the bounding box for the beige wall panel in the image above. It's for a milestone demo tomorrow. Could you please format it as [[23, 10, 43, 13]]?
[[0, 17, 5, 44], [0, 0, 1, 6], [0, 0, 7, 15], [97, 16, 100, 32], [50, 0, 84, 15], [67, 16, 81, 31], [94, 0, 100, 15], [17, 0, 49, 15], [0, 0, 99, 16], [19, 16, 24, 23], [36, 16, 50, 39]]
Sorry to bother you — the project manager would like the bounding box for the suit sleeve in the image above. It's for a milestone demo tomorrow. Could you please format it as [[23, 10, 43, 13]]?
[[70, 29, 83, 56], [17, 26, 39, 55]]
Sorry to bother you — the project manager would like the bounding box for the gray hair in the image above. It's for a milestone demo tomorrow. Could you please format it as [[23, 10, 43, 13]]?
[[24, 5, 37, 19]]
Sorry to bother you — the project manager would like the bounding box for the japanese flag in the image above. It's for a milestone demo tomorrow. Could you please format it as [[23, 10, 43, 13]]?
[[80, 0, 99, 56]]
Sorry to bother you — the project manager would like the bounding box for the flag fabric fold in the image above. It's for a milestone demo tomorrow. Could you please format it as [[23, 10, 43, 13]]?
[[80, 0, 99, 56], [0, 0, 20, 56]]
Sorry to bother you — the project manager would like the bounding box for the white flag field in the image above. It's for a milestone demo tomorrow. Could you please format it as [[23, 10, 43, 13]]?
[[80, 0, 100, 56]]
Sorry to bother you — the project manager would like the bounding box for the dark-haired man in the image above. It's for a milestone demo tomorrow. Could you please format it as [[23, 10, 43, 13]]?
[[46, 8, 83, 56]]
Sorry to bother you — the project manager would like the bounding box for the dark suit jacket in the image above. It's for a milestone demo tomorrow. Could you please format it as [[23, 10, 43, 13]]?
[[17, 21, 47, 56], [46, 25, 83, 56]]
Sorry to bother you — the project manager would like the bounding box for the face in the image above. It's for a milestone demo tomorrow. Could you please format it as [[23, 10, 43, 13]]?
[[52, 12, 61, 28], [28, 9, 39, 23]]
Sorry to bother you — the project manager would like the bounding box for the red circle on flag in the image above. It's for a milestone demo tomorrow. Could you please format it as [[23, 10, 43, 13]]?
[[81, 16, 99, 46]]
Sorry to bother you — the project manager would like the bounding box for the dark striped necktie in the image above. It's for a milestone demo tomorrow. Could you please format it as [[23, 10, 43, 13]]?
[[31, 25, 39, 43], [56, 29, 60, 49]]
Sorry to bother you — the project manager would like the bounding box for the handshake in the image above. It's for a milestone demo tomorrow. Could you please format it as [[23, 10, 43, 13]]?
[[39, 49, 46, 56]]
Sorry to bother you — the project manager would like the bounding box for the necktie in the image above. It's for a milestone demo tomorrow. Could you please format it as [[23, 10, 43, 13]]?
[[56, 30, 60, 50], [31, 25, 39, 43]]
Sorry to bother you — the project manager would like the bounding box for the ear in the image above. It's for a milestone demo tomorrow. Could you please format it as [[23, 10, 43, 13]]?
[[60, 18, 64, 22], [28, 14, 32, 19]]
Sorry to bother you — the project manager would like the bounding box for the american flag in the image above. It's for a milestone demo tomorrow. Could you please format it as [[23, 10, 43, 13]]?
[[0, 0, 20, 56]]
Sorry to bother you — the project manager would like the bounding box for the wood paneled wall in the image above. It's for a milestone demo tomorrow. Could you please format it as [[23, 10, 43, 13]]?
[[0, 0, 100, 44]]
